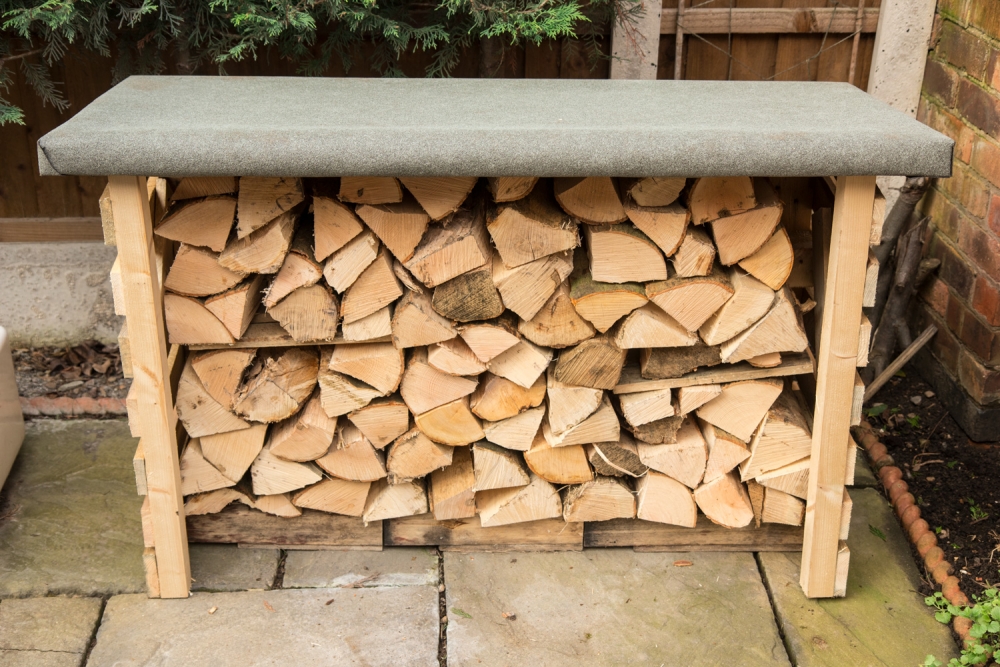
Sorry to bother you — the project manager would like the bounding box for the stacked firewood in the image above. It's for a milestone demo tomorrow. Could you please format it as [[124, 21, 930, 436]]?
[[163, 174, 817, 529]]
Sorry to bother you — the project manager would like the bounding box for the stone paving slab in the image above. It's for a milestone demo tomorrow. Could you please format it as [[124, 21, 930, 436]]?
[[86, 587, 439, 667], [444, 549, 790, 667], [0, 650, 85, 667], [853, 448, 878, 488], [759, 488, 959, 666], [284, 547, 439, 589], [189, 544, 280, 592], [0, 596, 103, 667], [0, 420, 145, 597]]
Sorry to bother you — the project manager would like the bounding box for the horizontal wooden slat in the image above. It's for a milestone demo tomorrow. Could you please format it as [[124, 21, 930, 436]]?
[[614, 353, 814, 394], [0, 218, 104, 243], [661, 7, 879, 35], [387, 514, 584, 551], [186, 322, 391, 351], [186, 504, 382, 548], [585, 516, 803, 550]]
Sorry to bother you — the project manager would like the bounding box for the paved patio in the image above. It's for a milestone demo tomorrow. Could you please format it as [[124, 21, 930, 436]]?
[[0, 420, 958, 666]]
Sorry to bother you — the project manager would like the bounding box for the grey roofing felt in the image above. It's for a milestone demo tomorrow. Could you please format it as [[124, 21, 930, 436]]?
[[38, 76, 953, 178]]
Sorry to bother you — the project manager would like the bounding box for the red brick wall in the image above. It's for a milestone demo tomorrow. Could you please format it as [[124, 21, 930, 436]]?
[[918, 0, 1000, 409]]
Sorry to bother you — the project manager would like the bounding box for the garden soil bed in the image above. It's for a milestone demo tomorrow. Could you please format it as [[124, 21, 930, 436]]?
[[869, 361, 1000, 595]]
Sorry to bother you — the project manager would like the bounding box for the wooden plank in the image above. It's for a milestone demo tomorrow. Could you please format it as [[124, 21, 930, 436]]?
[[387, 514, 584, 551], [857, 314, 871, 367], [99, 184, 116, 245], [110, 257, 125, 316], [186, 322, 390, 351], [610, 0, 662, 80], [800, 174, 876, 598], [862, 250, 878, 308], [118, 322, 133, 379], [0, 217, 104, 243], [142, 547, 161, 599], [186, 504, 382, 548], [870, 188, 886, 246], [851, 371, 864, 426], [108, 175, 190, 599], [133, 442, 147, 496], [585, 516, 803, 550], [661, 7, 879, 34], [126, 383, 140, 437], [613, 353, 814, 394]]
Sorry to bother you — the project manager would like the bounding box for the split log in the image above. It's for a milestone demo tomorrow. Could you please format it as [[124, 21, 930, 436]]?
[[341, 248, 403, 324], [482, 407, 545, 452], [623, 201, 688, 257], [269, 391, 337, 462], [486, 338, 553, 389], [739, 392, 811, 480], [200, 423, 268, 482], [414, 396, 485, 445], [292, 478, 370, 516], [542, 395, 619, 447], [487, 186, 578, 267], [363, 478, 428, 523], [635, 418, 707, 488], [236, 177, 304, 238], [695, 378, 783, 442], [586, 224, 668, 284], [262, 226, 323, 308], [427, 338, 487, 376], [329, 342, 404, 395], [635, 471, 697, 527], [164, 294, 234, 345], [347, 396, 410, 449], [698, 270, 774, 346], [155, 196, 236, 252], [719, 288, 808, 363], [251, 444, 323, 496], [267, 283, 339, 342], [640, 343, 722, 379], [625, 177, 686, 208], [356, 198, 430, 262], [164, 244, 245, 297], [553, 335, 625, 389], [399, 176, 478, 221], [253, 493, 303, 518], [472, 441, 530, 491], [399, 349, 478, 415], [619, 387, 675, 427], [323, 229, 379, 293], [677, 384, 722, 415], [391, 290, 457, 348], [748, 353, 782, 368], [562, 476, 635, 522], [404, 202, 491, 286], [234, 347, 319, 423], [524, 432, 594, 485], [181, 438, 235, 496], [737, 227, 794, 290], [546, 370, 603, 435], [688, 177, 756, 225], [756, 458, 809, 500], [761, 487, 805, 526], [184, 488, 249, 516], [190, 348, 256, 411], [204, 275, 266, 340], [339, 176, 403, 205], [342, 306, 393, 342], [477, 473, 562, 527], [170, 177, 237, 201], [585, 434, 648, 477], [459, 319, 520, 362], [613, 304, 699, 349], [645, 268, 734, 333], [176, 359, 250, 438], [553, 177, 626, 224], [318, 366, 381, 417], [747, 479, 765, 527], [387, 428, 454, 484], [313, 196, 364, 262], [569, 272, 647, 333], [671, 226, 716, 277], [693, 472, 754, 528], [627, 415, 684, 445], [487, 176, 538, 203], [710, 179, 783, 265], [699, 419, 750, 484], [470, 372, 545, 421], [518, 282, 596, 349], [493, 250, 574, 320], [433, 265, 505, 322], [315, 423, 387, 482], [219, 208, 298, 275], [429, 445, 477, 520]]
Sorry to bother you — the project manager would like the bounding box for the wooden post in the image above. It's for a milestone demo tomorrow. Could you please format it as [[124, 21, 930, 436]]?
[[610, 0, 662, 80], [800, 175, 876, 598], [108, 175, 191, 598]]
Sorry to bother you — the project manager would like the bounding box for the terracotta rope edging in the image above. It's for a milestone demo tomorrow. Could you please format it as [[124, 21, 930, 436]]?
[[852, 421, 975, 645]]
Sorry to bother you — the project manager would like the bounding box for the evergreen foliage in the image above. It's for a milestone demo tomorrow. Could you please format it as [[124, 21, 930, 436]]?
[[0, 0, 639, 125]]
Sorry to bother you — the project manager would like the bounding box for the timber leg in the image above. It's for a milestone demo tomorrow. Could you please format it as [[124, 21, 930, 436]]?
[[800, 175, 877, 598], [108, 175, 191, 598]]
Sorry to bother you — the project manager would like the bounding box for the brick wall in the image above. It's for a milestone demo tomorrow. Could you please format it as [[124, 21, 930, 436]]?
[[916, 0, 1000, 439]]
